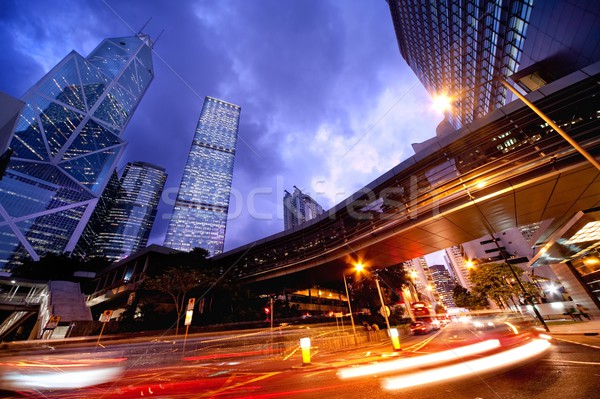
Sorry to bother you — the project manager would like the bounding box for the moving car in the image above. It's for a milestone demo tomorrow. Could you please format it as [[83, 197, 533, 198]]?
[[410, 320, 433, 335]]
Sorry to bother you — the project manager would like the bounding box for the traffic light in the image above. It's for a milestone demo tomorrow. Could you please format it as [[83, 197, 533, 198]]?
[[264, 307, 270, 314]]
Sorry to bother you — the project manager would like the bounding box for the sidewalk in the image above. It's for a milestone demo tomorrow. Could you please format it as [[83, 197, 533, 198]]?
[[544, 318, 600, 335]]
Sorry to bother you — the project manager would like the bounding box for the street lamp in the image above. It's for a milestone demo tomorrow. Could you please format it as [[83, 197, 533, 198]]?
[[342, 268, 360, 345], [353, 261, 401, 350], [374, 274, 392, 331]]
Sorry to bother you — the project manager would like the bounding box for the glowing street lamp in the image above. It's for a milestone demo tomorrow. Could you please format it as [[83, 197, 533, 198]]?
[[343, 263, 365, 345], [354, 261, 399, 350]]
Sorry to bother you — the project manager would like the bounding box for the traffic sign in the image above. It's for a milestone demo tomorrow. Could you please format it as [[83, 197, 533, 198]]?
[[379, 305, 391, 318], [45, 315, 60, 330], [100, 310, 113, 323], [187, 298, 195, 311], [185, 310, 193, 326]]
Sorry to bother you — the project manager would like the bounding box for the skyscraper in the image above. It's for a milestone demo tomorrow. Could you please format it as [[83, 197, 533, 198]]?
[[74, 169, 121, 259], [427, 264, 456, 309], [388, 0, 600, 129], [76, 161, 166, 262], [164, 97, 240, 257], [0, 33, 154, 270], [283, 186, 324, 230]]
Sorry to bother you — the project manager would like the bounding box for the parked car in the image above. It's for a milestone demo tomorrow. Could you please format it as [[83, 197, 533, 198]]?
[[410, 320, 433, 335]]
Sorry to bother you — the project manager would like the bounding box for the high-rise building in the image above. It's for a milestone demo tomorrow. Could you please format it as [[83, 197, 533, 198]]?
[[0, 33, 154, 270], [388, 0, 600, 129], [283, 186, 324, 230], [74, 169, 121, 259], [444, 245, 472, 290], [427, 264, 456, 309], [164, 97, 240, 257], [76, 161, 166, 262]]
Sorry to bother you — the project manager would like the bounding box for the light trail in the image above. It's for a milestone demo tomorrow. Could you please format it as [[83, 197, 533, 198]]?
[[383, 338, 551, 390], [338, 339, 501, 379]]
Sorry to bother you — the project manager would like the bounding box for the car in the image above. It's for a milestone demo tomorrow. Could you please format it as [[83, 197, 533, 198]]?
[[410, 320, 433, 335]]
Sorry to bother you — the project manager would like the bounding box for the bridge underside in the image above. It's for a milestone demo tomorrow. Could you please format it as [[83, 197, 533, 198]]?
[[214, 65, 600, 291], [248, 161, 599, 291]]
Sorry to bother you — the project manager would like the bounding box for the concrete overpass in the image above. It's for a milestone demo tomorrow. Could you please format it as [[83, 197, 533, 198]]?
[[212, 65, 600, 289]]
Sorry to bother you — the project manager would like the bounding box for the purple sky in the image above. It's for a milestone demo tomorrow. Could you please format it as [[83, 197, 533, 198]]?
[[0, 0, 446, 262]]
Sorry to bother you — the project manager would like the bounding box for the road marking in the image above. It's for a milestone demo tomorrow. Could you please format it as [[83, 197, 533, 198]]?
[[404, 330, 441, 352], [553, 337, 600, 350], [544, 359, 600, 366], [202, 372, 280, 397]]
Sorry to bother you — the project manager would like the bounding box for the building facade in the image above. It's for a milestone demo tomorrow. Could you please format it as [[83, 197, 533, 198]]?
[[164, 97, 240, 257], [427, 264, 457, 309], [283, 186, 324, 230], [76, 161, 166, 263], [388, 0, 600, 129], [0, 34, 154, 270]]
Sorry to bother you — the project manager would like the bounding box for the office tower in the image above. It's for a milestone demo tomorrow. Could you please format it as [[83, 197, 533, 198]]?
[[74, 169, 121, 258], [283, 186, 324, 230], [388, 0, 600, 129], [444, 245, 472, 290], [164, 97, 240, 257], [427, 264, 456, 309], [76, 161, 166, 262], [403, 256, 441, 305], [0, 33, 154, 270]]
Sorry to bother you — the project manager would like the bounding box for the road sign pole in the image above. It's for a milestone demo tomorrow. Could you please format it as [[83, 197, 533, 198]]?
[[182, 324, 190, 356], [96, 322, 106, 349]]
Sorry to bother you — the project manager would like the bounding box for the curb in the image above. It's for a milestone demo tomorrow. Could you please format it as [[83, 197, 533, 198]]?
[[549, 332, 599, 336]]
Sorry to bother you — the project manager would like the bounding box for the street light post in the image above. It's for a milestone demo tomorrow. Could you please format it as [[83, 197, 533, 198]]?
[[374, 275, 392, 331], [342, 272, 358, 345]]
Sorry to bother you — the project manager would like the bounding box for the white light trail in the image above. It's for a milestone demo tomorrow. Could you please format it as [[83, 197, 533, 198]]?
[[383, 339, 551, 390], [338, 339, 500, 379]]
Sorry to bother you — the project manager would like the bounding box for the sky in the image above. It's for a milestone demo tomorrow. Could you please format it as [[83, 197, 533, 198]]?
[[0, 0, 446, 264]]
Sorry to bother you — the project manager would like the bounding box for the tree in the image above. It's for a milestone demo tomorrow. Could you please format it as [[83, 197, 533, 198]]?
[[142, 265, 214, 335], [348, 264, 409, 325], [11, 252, 110, 284], [468, 262, 539, 310], [452, 285, 488, 309]]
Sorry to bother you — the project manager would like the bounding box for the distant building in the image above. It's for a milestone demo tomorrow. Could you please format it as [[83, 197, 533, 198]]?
[[164, 97, 240, 257], [403, 257, 439, 306], [388, 0, 600, 129], [444, 245, 472, 290], [0, 33, 154, 270], [462, 224, 559, 278], [76, 161, 166, 262], [427, 264, 456, 309], [283, 186, 324, 230]]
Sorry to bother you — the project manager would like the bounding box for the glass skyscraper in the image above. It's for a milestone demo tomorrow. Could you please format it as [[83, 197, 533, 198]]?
[[164, 96, 240, 257], [76, 161, 166, 262], [388, 0, 600, 129], [0, 34, 154, 270]]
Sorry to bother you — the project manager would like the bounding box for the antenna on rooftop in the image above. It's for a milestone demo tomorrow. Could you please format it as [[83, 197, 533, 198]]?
[[154, 29, 165, 46], [138, 17, 152, 34]]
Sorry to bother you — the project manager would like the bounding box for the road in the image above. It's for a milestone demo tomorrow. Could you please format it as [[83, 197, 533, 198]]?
[[1, 321, 599, 398]]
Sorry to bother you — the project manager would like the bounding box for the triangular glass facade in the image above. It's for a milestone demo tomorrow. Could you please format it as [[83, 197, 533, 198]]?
[[0, 34, 154, 270]]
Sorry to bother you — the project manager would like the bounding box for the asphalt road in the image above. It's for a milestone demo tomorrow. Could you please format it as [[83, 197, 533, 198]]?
[[1, 322, 599, 398]]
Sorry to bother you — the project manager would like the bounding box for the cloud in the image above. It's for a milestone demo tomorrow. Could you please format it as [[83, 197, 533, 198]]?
[[0, 0, 443, 255]]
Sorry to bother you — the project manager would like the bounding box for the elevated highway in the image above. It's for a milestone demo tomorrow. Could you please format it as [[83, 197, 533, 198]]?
[[213, 65, 600, 288]]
